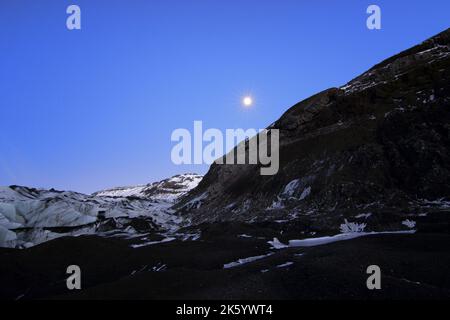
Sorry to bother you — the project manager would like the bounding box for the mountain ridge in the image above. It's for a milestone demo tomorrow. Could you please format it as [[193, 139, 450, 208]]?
[[92, 173, 202, 201], [179, 28, 450, 233]]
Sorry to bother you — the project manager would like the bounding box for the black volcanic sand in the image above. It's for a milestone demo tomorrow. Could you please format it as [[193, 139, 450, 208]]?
[[1, 224, 450, 300]]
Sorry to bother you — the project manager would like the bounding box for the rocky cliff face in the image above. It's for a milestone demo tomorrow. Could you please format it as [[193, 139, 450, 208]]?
[[180, 29, 450, 233]]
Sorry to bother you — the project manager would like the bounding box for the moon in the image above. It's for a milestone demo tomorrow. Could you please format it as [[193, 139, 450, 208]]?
[[242, 96, 253, 107]]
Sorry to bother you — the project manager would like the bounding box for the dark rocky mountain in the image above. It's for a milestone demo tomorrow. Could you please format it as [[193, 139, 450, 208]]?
[[180, 28, 450, 234]]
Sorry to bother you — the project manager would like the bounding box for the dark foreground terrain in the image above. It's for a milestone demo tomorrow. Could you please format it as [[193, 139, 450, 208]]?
[[1, 222, 449, 300]]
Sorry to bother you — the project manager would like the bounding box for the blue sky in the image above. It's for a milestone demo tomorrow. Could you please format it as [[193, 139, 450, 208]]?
[[0, 0, 449, 193]]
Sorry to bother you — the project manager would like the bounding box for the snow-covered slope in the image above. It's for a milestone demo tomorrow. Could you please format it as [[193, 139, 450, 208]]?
[[93, 173, 202, 201], [0, 174, 202, 248]]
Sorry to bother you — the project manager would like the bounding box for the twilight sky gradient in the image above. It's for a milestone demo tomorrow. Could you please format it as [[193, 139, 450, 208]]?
[[0, 0, 449, 193]]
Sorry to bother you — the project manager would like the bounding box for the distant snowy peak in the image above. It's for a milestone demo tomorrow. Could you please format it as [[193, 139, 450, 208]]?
[[93, 173, 203, 202], [141, 173, 203, 201], [91, 185, 147, 198]]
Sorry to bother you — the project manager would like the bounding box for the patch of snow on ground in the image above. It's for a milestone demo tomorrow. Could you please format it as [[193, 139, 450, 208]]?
[[282, 179, 300, 197], [355, 213, 372, 219], [299, 187, 311, 200], [131, 237, 176, 248], [420, 198, 450, 209], [269, 230, 416, 249], [267, 196, 284, 210], [223, 253, 274, 269], [268, 238, 289, 249], [150, 263, 167, 272], [276, 262, 294, 268], [340, 219, 366, 233], [402, 219, 416, 229]]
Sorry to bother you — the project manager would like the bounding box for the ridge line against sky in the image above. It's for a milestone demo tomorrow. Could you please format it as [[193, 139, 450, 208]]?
[[0, 0, 449, 193]]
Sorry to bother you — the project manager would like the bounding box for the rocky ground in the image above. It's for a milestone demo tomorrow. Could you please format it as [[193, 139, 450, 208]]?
[[1, 222, 449, 300]]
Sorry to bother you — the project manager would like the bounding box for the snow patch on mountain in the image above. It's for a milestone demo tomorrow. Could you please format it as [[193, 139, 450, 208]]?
[[93, 173, 202, 202]]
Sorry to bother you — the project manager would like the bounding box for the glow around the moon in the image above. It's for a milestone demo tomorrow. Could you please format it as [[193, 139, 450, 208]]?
[[242, 96, 253, 107]]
